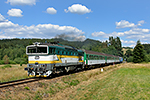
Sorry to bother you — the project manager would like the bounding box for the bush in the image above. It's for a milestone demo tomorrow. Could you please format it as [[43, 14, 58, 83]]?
[[20, 61, 26, 66], [0, 60, 4, 65], [9, 60, 17, 64], [1, 64, 12, 69], [3, 55, 9, 64], [69, 80, 80, 86], [127, 56, 133, 62], [24, 86, 30, 90], [20, 63, 22, 66], [14, 58, 27, 64]]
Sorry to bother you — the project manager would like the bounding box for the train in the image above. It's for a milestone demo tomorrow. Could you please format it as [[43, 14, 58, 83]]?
[[24, 42, 123, 77]]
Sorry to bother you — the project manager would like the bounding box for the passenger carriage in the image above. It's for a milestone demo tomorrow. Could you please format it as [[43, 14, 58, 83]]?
[[83, 50, 121, 67]]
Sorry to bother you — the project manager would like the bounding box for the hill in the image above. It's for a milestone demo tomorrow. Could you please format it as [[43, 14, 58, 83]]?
[[0, 38, 106, 64], [0, 37, 124, 64]]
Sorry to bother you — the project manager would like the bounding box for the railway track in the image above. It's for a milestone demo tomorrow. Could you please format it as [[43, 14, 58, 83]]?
[[0, 77, 43, 88]]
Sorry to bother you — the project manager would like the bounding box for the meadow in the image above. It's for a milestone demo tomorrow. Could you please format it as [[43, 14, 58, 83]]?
[[0, 64, 28, 82], [1, 63, 150, 100]]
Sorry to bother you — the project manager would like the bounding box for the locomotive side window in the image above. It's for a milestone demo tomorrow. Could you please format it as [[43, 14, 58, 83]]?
[[49, 47, 57, 54], [62, 51, 64, 55], [49, 47, 53, 54]]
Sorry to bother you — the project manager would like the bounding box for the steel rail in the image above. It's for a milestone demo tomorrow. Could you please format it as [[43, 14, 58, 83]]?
[[0, 77, 42, 88]]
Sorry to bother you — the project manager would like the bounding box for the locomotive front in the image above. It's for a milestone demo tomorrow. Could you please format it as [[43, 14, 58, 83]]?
[[24, 42, 52, 77]]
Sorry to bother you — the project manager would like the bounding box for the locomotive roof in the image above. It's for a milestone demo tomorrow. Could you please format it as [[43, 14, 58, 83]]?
[[32, 42, 82, 52]]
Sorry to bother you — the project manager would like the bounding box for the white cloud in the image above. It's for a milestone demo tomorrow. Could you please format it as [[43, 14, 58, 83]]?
[[0, 14, 8, 22], [137, 20, 145, 26], [64, 4, 92, 15], [7, 9, 23, 17], [126, 34, 149, 39], [0, 21, 19, 28], [0, 14, 19, 28], [6, 0, 36, 6], [121, 40, 136, 47], [92, 31, 125, 38], [0, 14, 85, 41], [128, 44, 135, 48], [121, 40, 136, 44], [124, 28, 150, 35], [116, 20, 136, 29], [141, 42, 148, 44], [111, 32, 124, 37], [46, 7, 57, 14], [92, 31, 106, 37], [91, 20, 150, 47], [116, 20, 145, 29]]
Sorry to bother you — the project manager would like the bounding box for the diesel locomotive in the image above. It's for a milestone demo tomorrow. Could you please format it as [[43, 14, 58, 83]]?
[[24, 42, 123, 77]]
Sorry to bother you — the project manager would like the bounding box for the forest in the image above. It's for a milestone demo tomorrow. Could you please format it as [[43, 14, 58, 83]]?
[[0, 37, 149, 65]]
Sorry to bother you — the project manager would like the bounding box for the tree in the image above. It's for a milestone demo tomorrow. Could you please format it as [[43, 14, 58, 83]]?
[[125, 49, 133, 57], [115, 37, 122, 51], [127, 56, 133, 62], [108, 36, 123, 56], [3, 55, 9, 64], [133, 40, 146, 63]]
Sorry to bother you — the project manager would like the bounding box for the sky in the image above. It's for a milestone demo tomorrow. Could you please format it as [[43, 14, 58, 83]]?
[[0, 0, 150, 47]]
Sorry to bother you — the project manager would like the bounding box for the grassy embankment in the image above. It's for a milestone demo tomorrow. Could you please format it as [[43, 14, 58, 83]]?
[[0, 64, 28, 82], [1, 63, 150, 100]]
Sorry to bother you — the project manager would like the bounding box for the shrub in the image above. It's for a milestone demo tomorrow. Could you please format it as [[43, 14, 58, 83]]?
[[69, 80, 80, 86], [1, 64, 12, 69], [0, 60, 4, 65], [24, 86, 30, 90], [127, 56, 133, 62], [14, 58, 27, 64], [9, 60, 17, 64], [3, 55, 9, 64]]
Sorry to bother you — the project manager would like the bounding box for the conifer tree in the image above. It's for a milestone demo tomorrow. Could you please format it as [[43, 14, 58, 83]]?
[[3, 55, 9, 64], [133, 40, 146, 63]]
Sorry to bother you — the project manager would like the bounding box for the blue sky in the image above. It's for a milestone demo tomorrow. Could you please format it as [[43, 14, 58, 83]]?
[[0, 0, 150, 47]]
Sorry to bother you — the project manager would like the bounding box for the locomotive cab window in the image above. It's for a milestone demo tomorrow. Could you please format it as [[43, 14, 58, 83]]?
[[37, 47, 47, 53], [27, 46, 48, 54], [27, 47, 36, 53]]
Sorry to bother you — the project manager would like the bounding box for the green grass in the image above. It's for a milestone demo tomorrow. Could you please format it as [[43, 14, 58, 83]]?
[[1, 63, 150, 100], [0, 64, 29, 82], [1, 64, 12, 69], [72, 67, 150, 100], [24, 86, 30, 90]]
